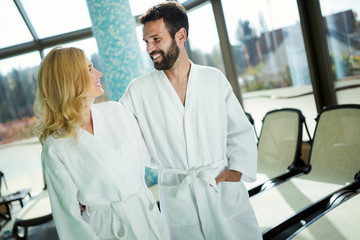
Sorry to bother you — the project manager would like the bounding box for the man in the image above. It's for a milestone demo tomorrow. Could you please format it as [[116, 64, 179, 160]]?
[[120, 1, 261, 239]]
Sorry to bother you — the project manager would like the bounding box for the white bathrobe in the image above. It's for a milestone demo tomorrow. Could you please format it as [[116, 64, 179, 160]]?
[[120, 62, 262, 240], [42, 101, 170, 240]]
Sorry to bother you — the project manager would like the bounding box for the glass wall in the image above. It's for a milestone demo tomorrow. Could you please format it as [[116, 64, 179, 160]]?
[[0, 52, 43, 194], [320, 0, 360, 105], [222, 0, 317, 138], [0, 37, 109, 146], [20, 0, 92, 38], [0, 0, 33, 48], [0, 0, 97, 195], [187, 2, 225, 73], [0, 52, 41, 145], [0, 0, 98, 147]]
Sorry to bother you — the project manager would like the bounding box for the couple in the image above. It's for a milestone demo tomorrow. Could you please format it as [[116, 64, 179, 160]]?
[[36, 2, 261, 239]]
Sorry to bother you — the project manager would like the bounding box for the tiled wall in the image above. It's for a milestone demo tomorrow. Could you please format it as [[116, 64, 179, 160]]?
[[86, 0, 143, 100]]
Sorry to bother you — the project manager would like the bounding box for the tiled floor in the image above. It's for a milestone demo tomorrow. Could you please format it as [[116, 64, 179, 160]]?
[[0, 201, 58, 240], [0, 139, 58, 240]]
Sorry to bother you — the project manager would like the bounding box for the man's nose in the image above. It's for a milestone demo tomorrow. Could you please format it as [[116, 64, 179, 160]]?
[[147, 42, 155, 54]]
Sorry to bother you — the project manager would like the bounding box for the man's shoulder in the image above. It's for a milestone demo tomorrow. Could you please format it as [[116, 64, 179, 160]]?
[[93, 101, 127, 116], [129, 70, 157, 88], [92, 101, 137, 129], [192, 63, 225, 78], [192, 63, 227, 87]]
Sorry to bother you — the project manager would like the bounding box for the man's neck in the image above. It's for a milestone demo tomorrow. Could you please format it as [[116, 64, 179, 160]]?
[[163, 53, 191, 106], [164, 55, 191, 84]]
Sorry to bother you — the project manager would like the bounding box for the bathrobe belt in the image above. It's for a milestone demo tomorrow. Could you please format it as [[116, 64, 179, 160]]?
[[84, 184, 162, 240], [159, 160, 227, 199]]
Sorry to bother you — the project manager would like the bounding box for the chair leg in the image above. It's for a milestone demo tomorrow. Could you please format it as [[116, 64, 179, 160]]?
[[23, 227, 28, 240], [12, 223, 28, 240]]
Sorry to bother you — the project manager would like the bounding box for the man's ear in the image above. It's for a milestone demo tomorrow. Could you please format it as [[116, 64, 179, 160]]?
[[176, 27, 187, 44]]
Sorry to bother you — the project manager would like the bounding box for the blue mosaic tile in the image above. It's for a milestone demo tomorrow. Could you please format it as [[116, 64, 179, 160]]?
[[86, 0, 143, 100]]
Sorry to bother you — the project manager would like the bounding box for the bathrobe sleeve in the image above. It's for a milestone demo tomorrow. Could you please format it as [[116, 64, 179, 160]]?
[[223, 78, 258, 182], [120, 86, 135, 115], [41, 142, 99, 240], [120, 85, 157, 169]]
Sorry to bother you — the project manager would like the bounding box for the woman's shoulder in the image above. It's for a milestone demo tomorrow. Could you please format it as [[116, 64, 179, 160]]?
[[94, 100, 120, 108], [42, 135, 71, 152], [41, 135, 69, 164], [42, 135, 58, 149]]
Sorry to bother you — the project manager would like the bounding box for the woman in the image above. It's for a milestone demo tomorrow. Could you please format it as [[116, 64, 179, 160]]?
[[34, 46, 169, 239]]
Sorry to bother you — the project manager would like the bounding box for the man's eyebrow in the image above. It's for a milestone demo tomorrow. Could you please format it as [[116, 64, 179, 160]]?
[[143, 34, 160, 40]]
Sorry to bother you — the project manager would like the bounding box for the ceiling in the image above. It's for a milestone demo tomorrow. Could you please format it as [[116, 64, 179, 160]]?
[[0, 0, 195, 60]]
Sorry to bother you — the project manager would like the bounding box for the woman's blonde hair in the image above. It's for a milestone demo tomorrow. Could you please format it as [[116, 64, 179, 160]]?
[[34, 46, 90, 144]]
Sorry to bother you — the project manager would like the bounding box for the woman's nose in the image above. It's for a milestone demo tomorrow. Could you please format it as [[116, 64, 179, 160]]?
[[95, 68, 102, 78]]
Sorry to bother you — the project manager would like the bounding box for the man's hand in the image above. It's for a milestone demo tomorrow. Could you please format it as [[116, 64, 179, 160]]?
[[215, 170, 242, 185]]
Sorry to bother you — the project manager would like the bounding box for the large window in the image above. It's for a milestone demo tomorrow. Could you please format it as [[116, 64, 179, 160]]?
[[0, 0, 33, 48], [320, 0, 360, 105], [0, 52, 41, 145], [0, 40, 106, 146], [0, 0, 96, 146], [222, 0, 317, 137], [0, 0, 95, 197], [187, 2, 225, 73], [20, 0, 92, 38]]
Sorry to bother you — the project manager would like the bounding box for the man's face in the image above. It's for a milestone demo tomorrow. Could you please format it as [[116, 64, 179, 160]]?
[[143, 19, 180, 70]]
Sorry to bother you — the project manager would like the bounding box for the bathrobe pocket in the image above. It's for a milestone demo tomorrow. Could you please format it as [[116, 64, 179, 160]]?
[[83, 207, 129, 239], [144, 187, 167, 227], [159, 184, 198, 227], [219, 181, 250, 220]]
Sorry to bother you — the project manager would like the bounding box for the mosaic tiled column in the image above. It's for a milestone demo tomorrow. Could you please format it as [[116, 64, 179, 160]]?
[[86, 0, 142, 100]]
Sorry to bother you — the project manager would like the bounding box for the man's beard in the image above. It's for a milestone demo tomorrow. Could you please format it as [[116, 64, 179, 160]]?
[[151, 39, 180, 70]]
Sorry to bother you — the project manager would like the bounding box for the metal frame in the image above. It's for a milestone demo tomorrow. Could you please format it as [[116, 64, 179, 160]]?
[[262, 181, 360, 240], [210, 0, 242, 104], [0, 28, 93, 60], [297, 0, 338, 111]]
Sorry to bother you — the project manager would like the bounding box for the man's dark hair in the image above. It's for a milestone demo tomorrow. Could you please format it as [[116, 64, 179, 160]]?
[[138, 1, 189, 39]]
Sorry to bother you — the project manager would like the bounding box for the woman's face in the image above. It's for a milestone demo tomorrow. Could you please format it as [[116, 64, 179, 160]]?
[[86, 57, 104, 99]]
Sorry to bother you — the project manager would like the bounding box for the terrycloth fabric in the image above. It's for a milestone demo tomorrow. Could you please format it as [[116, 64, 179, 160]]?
[[42, 101, 169, 240], [121, 62, 261, 240]]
